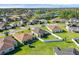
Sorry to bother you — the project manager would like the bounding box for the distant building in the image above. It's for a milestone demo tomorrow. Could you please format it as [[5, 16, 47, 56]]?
[[52, 18, 67, 23], [54, 47, 79, 55]]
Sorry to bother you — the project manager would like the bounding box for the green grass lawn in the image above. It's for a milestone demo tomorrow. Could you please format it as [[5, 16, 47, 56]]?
[[6, 22, 79, 55], [7, 40, 79, 55], [54, 23, 79, 42]]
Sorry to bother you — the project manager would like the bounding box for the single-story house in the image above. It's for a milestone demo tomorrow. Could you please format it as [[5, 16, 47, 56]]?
[[52, 18, 67, 23], [0, 22, 5, 30], [31, 27, 50, 38], [48, 24, 63, 33], [38, 19, 47, 24], [66, 25, 79, 32], [69, 18, 79, 23], [2, 17, 7, 22], [28, 19, 47, 25], [12, 32, 33, 44], [54, 47, 79, 55], [30, 19, 39, 25], [5, 25, 12, 30], [0, 36, 17, 55]]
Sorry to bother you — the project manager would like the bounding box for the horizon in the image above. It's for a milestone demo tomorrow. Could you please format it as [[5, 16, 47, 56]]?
[[0, 4, 79, 8]]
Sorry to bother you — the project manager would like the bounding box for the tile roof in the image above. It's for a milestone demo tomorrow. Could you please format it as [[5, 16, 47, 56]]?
[[0, 36, 16, 51], [4, 36, 16, 45], [0, 42, 14, 51], [13, 33, 33, 42], [32, 27, 47, 34], [48, 24, 61, 30]]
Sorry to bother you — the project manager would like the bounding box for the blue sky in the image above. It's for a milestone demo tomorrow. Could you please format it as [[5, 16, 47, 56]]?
[[0, 4, 79, 8]]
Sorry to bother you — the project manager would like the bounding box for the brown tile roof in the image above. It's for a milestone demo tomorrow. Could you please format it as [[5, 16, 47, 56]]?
[[48, 25, 61, 30], [0, 36, 16, 51], [4, 36, 16, 45], [0, 42, 14, 51], [13, 33, 33, 42]]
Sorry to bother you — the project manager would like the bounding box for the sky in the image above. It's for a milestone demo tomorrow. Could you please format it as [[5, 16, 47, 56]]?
[[0, 4, 79, 8], [0, 0, 79, 4]]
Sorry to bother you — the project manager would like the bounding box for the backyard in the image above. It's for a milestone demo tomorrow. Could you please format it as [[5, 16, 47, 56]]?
[[6, 23, 79, 55]]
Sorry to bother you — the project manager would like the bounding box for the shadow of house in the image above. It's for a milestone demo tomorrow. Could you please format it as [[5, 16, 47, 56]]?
[[5, 47, 22, 55], [25, 37, 38, 45]]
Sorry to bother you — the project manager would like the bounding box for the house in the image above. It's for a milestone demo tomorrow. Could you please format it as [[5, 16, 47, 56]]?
[[52, 18, 67, 23], [66, 25, 79, 32], [3, 17, 13, 22], [30, 19, 39, 25], [28, 19, 46, 25], [31, 27, 49, 38], [8, 15, 19, 21], [12, 32, 34, 44], [5, 25, 12, 30], [0, 22, 5, 30], [54, 47, 79, 55], [69, 18, 79, 23], [0, 36, 17, 55], [48, 24, 63, 33], [3, 17, 7, 22], [38, 19, 47, 24]]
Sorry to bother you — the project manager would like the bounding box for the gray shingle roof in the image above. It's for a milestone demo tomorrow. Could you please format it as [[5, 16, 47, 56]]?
[[54, 47, 78, 55]]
